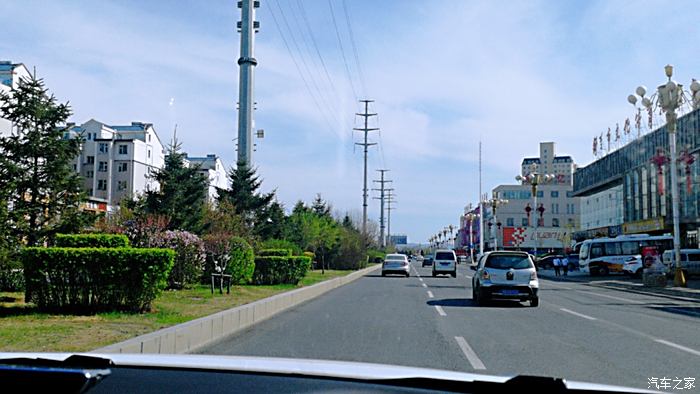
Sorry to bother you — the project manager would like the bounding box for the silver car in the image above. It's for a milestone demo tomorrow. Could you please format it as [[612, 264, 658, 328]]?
[[471, 251, 539, 307], [381, 254, 410, 277]]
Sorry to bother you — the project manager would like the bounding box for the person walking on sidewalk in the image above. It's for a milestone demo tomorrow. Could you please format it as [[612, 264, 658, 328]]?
[[553, 256, 561, 277], [562, 256, 569, 276]]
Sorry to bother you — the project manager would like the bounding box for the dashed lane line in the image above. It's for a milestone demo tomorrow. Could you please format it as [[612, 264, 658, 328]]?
[[559, 308, 597, 321], [434, 305, 447, 316], [455, 336, 486, 370], [422, 283, 428, 288], [654, 339, 700, 357], [427, 291, 434, 298]]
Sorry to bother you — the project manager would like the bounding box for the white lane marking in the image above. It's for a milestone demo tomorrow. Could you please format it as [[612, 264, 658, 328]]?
[[435, 305, 447, 316], [464, 274, 473, 279], [422, 283, 428, 288], [419, 277, 424, 282], [654, 339, 700, 357], [559, 308, 597, 321], [579, 290, 642, 304], [455, 336, 486, 370], [427, 291, 434, 298]]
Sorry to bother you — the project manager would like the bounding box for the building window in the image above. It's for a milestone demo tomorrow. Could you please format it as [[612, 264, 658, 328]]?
[[506, 218, 514, 227], [99, 143, 109, 153], [148, 149, 151, 158], [551, 191, 559, 198], [117, 181, 127, 191], [522, 218, 529, 226], [98, 161, 108, 172], [88, 188, 93, 195], [86, 156, 95, 164], [97, 179, 107, 191], [118, 145, 128, 155], [552, 218, 560, 227], [87, 133, 92, 140], [118, 163, 128, 172], [148, 134, 151, 142], [568, 218, 574, 226], [537, 191, 543, 198], [86, 170, 94, 178], [538, 218, 544, 226], [72, 164, 77, 171]]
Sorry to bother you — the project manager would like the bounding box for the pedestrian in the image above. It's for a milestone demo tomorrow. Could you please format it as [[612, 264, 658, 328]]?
[[553, 256, 561, 277], [562, 256, 569, 276]]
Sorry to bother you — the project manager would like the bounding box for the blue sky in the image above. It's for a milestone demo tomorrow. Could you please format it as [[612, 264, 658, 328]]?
[[1, 0, 700, 242]]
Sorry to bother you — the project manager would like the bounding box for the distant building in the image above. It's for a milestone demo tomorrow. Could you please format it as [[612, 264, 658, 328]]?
[[485, 142, 580, 252], [66, 119, 166, 212], [183, 154, 229, 202], [0, 61, 31, 137]]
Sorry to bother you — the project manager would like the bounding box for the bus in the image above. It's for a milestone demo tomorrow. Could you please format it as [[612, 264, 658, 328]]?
[[578, 234, 673, 276]]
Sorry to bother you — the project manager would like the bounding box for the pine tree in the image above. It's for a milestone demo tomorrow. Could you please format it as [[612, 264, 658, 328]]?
[[0, 75, 90, 246], [216, 161, 275, 229], [143, 140, 209, 233], [311, 193, 331, 218]]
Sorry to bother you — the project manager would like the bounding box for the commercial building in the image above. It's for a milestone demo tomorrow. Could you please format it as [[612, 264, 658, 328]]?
[[573, 108, 700, 247], [66, 119, 166, 213], [184, 154, 229, 202], [483, 142, 580, 252]]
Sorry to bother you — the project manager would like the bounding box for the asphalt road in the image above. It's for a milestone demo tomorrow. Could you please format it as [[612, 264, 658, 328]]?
[[198, 261, 700, 392]]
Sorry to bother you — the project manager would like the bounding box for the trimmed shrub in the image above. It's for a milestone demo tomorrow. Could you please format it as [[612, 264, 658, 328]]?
[[228, 237, 255, 285], [257, 249, 293, 257], [253, 255, 311, 285], [0, 256, 24, 292], [261, 239, 302, 256], [54, 234, 130, 248], [21, 247, 174, 313]]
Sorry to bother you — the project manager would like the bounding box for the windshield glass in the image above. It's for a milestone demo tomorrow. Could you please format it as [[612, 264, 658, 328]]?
[[2, 2, 699, 393]]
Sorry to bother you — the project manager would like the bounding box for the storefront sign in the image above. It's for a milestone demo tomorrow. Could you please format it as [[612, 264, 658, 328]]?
[[623, 217, 665, 234], [502, 227, 570, 249]]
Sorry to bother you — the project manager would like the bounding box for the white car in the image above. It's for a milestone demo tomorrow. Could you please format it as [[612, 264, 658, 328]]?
[[381, 254, 410, 277], [471, 251, 539, 307], [432, 249, 457, 277], [622, 255, 643, 277], [662, 249, 700, 276]]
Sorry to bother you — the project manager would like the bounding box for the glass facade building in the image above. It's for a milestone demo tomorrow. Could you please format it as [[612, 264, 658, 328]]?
[[573, 108, 700, 246]]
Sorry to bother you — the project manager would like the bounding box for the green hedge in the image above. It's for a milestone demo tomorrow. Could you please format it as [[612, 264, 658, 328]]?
[[54, 234, 130, 248], [252, 256, 311, 285], [21, 247, 174, 313], [228, 237, 255, 285], [257, 249, 293, 257]]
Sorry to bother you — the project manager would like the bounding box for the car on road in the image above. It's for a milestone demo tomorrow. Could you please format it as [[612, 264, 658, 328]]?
[[471, 251, 539, 307], [422, 255, 433, 267], [432, 249, 457, 277], [662, 249, 700, 276], [535, 254, 562, 270], [381, 253, 410, 277], [412, 255, 424, 265], [622, 255, 643, 277]]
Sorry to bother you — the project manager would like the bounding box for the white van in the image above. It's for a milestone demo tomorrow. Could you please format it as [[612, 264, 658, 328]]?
[[432, 249, 457, 277], [661, 249, 700, 276]]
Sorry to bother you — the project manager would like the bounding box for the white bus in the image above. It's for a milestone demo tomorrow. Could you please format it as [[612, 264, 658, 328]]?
[[578, 234, 673, 276]]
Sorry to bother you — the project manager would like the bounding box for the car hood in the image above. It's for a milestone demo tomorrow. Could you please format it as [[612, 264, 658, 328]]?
[[0, 353, 656, 393]]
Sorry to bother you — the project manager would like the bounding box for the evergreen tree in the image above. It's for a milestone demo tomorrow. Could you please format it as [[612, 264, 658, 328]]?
[[0, 75, 90, 246], [341, 214, 354, 230], [216, 161, 275, 229], [254, 200, 286, 240], [311, 193, 332, 218], [143, 140, 208, 233]]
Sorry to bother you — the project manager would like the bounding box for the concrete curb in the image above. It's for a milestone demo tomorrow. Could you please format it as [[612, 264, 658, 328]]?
[[92, 264, 380, 355]]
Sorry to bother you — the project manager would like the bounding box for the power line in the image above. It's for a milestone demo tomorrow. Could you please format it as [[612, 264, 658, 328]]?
[[265, 0, 335, 132], [295, 0, 340, 100], [274, 0, 340, 126], [328, 0, 359, 101], [341, 0, 367, 97]]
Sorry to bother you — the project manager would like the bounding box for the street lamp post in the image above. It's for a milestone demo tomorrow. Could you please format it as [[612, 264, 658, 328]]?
[[482, 192, 509, 251], [516, 163, 554, 257], [628, 65, 700, 287]]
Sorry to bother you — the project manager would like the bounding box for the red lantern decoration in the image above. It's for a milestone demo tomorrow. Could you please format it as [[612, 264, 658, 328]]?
[[651, 148, 669, 195], [679, 149, 695, 195]]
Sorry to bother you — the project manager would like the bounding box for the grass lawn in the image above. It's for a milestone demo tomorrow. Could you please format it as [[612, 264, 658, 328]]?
[[0, 269, 355, 352]]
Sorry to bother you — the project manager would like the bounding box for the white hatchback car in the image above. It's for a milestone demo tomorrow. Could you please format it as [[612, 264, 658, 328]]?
[[471, 251, 539, 307], [432, 249, 457, 277], [381, 254, 410, 277]]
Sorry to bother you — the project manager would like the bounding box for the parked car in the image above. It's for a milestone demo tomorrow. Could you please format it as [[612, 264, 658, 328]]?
[[662, 249, 700, 276], [536, 255, 563, 270], [471, 251, 539, 307], [432, 249, 457, 277], [381, 254, 410, 277], [622, 255, 643, 277], [565, 254, 579, 271]]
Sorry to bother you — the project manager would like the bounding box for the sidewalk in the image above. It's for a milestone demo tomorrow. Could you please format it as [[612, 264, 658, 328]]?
[[537, 268, 700, 302]]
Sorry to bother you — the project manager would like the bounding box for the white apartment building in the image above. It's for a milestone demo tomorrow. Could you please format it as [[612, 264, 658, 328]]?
[[183, 154, 229, 202], [485, 142, 580, 252], [0, 61, 31, 137], [66, 119, 165, 212]]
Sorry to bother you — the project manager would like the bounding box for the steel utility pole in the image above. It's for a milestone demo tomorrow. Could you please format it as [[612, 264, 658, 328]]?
[[236, 0, 260, 169], [386, 190, 396, 245], [479, 140, 484, 255], [354, 100, 378, 234], [373, 170, 392, 247]]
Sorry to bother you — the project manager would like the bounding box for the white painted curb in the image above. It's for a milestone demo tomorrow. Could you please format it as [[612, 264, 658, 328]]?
[[92, 264, 380, 354]]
